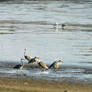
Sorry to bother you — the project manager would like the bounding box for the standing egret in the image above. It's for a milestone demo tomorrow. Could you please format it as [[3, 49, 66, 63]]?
[[49, 60, 63, 69], [13, 58, 25, 79], [24, 48, 31, 61], [13, 58, 25, 70], [53, 22, 59, 29]]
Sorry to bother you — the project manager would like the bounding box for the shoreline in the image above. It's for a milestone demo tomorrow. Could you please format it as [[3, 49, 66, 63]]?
[[0, 61, 92, 84], [0, 77, 92, 92]]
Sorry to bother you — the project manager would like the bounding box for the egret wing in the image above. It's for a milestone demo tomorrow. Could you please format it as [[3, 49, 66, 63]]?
[[39, 61, 48, 69]]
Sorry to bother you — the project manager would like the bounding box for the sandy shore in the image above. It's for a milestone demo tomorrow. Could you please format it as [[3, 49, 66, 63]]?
[[0, 77, 92, 92]]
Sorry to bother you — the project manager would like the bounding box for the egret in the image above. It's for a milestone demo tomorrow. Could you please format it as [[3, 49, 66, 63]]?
[[49, 60, 63, 69], [24, 48, 31, 61], [13, 58, 25, 79], [53, 22, 66, 30], [13, 58, 25, 70], [62, 24, 66, 30], [53, 22, 59, 29], [35, 57, 48, 70]]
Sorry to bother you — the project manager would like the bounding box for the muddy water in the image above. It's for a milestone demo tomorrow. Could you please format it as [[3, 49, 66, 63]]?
[[0, 0, 92, 83]]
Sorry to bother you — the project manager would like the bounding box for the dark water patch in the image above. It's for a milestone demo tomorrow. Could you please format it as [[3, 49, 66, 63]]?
[[0, 26, 17, 32], [89, 48, 92, 50], [67, 0, 92, 4], [80, 54, 92, 56], [83, 69, 92, 74], [1, 20, 92, 33], [67, 23, 92, 28], [81, 29, 92, 32], [0, 32, 14, 34], [0, 0, 11, 2], [0, 20, 49, 25], [0, 21, 92, 31], [80, 61, 92, 64]]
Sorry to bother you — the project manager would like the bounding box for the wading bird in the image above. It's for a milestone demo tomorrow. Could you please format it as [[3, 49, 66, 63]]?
[[24, 48, 31, 61], [53, 22, 58, 29], [62, 24, 66, 30], [53, 22, 66, 30], [13, 58, 25, 70], [35, 57, 48, 70], [49, 60, 63, 69]]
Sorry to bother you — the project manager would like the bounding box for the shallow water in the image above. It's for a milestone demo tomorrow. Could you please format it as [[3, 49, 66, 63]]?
[[0, 0, 92, 83], [0, 63, 92, 83]]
